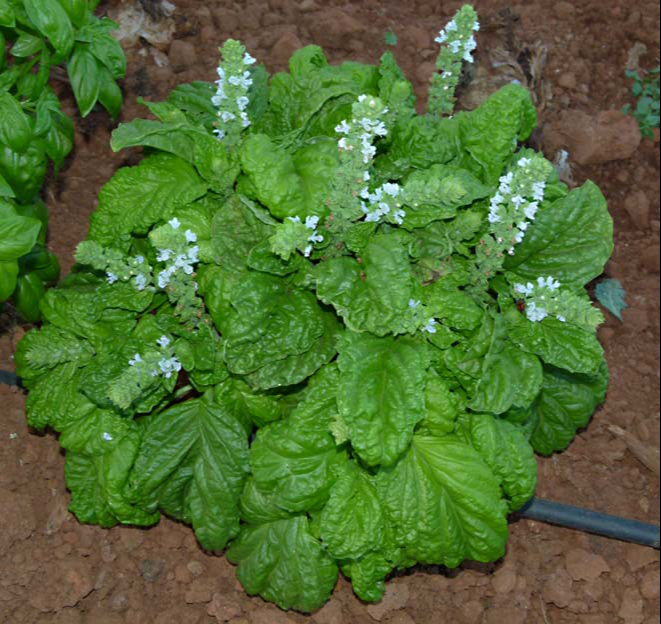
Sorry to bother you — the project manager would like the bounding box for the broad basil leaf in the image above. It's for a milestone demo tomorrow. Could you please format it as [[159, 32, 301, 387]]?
[[0, 212, 40, 261], [377, 434, 508, 566], [337, 332, 429, 467], [469, 414, 537, 511], [0, 92, 32, 152], [316, 234, 414, 336], [24, 0, 74, 57], [250, 365, 346, 512], [505, 182, 613, 289], [227, 516, 338, 613], [530, 363, 608, 455], [89, 154, 207, 249], [126, 390, 250, 550], [0, 259, 19, 300], [320, 461, 385, 560]]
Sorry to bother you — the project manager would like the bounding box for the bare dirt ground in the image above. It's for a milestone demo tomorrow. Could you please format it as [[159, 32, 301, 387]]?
[[1, 0, 659, 623]]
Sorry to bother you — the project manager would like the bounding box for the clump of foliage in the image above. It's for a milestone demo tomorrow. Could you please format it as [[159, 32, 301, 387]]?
[[17, 6, 613, 613], [623, 65, 660, 139], [0, 0, 126, 320]]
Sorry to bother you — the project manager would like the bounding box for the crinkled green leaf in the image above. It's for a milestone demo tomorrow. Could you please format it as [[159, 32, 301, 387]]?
[[239, 478, 292, 525], [320, 461, 385, 560], [595, 278, 628, 321], [377, 434, 508, 567], [89, 154, 207, 249], [422, 281, 484, 332], [337, 332, 429, 467], [250, 365, 346, 512], [530, 363, 608, 455], [227, 516, 338, 613], [316, 234, 414, 336], [457, 83, 537, 184], [505, 182, 613, 289], [419, 371, 460, 436], [469, 414, 537, 511], [126, 390, 250, 550]]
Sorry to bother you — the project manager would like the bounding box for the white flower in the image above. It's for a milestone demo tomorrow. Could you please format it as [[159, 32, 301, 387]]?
[[556, 315, 567, 323], [135, 274, 148, 291], [423, 318, 438, 334], [363, 171, 371, 181], [309, 232, 324, 244], [473, 21, 480, 31], [220, 111, 236, 123], [158, 268, 173, 289], [361, 144, 377, 163], [524, 202, 539, 221], [488, 208, 501, 224], [169, 218, 181, 230], [526, 302, 548, 323], [447, 20, 458, 32], [382, 183, 400, 197], [243, 52, 256, 65], [128, 353, 142, 366], [358, 95, 368, 103], [518, 157, 532, 168], [305, 216, 320, 230], [518, 221, 529, 231], [135, 255, 144, 264], [393, 209, 406, 225], [435, 31, 448, 44], [449, 40, 462, 54], [303, 245, 313, 257], [213, 128, 226, 140], [158, 357, 182, 379], [288, 216, 301, 223], [338, 137, 352, 151], [511, 195, 525, 209], [409, 299, 421, 309], [372, 121, 387, 137], [532, 181, 546, 202], [106, 272, 118, 284], [240, 111, 250, 128], [188, 246, 199, 263], [335, 120, 351, 134], [236, 96, 249, 111], [365, 211, 381, 223], [514, 283, 534, 296], [157, 249, 172, 262], [157, 335, 171, 348], [514, 230, 525, 244], [228, 71, 253, 89], [539, 276, 561, 291], [185, 229, 197, 243], [102, 432, 113, 442]]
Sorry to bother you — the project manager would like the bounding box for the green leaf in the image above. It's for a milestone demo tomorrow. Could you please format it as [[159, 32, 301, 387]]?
[[457, 83, 537, 184], [96, 64, 123, 118], [239, 477, 292, 524], [320, 461, 385, 560], [0, 212, 41, 261], [421, 282, 484, 332], [239, 134, 337, 220], [595, 278, 628, 321], [24, 0, 74, 57], [377, 434, 508, 566], [337, 332, 429, 467], [0, 1, 16, 27], [250, 365, 347, 512], [67, 43, 101, 117], [0, 259, 19, 301], [530, 363, 608, 455], [57, 0, 89, 29], [419, 371, 460, 436], [126, 390, 250, 550], [193, 134, 240, 193], [86, 25, 126, 79], [316, 234, 414, 336], [227, 516, 338, 613], [0, 92, 33, 153], [65, 432, 160, 528], [0, 170, 14, 198], [505, 182, 613, 289], [469, 414, 537, 511], [11, 31, 43, 57], [88, 153, 207, 249]]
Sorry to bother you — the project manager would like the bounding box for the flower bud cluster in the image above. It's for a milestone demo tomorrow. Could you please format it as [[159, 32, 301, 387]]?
[[75, 240, 152, 293], [149, 218, 205, 328], [270, 215, 325, 260], [513, 277, 604, 330], [429, 5, 480, 116], [109, 335, 182, 411], [404, 298, 438, 336], [360, 182, 406, 226], [212, 39, 256, 146]]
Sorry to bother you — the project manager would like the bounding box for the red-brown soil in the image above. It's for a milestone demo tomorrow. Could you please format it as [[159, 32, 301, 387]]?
[[1, 1, 659, 623]]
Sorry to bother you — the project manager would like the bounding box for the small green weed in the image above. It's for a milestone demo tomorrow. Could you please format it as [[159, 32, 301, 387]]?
[[623, 66, 660, 139]]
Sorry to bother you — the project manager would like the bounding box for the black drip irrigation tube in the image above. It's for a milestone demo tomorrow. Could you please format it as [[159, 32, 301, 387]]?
[[1, 369, 659, 549], [520, 497, 660, 549]]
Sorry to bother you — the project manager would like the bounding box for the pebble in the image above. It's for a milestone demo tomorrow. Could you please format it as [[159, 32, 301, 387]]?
[[618, 587, 645, 624], [271, 31, 303, 68], [640, 569, 660, 600], [184, 577, 216, 604], [140, 559, 165, 582], [491, 562, 518, 594], [624, 190, 651, 229], [558, 72, 577, 89], [366, 581, 410, 621], [543, 109, 641, 165], [312, 599, 345, 624], [542, 568, 574, 608], [169, 40, 197, 73], [564, 548, 611, 582], [640, 244, 660, 273]]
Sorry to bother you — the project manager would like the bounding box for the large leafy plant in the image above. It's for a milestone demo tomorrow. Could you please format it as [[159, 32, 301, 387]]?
[[17, 6, 612, 612], [0, 0, 126, 320]]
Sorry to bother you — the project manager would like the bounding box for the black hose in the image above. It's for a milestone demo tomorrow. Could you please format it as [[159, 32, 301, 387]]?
[[519, 497, 660, 549], [0, 370, 19, 386]]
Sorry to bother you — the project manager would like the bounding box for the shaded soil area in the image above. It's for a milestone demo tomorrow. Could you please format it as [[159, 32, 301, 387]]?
[[1, 0, 660, 623]]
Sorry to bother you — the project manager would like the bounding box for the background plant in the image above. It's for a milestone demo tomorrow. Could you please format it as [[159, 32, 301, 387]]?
[[623, 65, 660, 139], [16, 5, 613, 613], [0, 0, 126, 321]]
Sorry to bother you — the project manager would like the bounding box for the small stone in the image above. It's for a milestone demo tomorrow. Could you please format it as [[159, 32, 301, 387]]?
[[543, 109, 641, 165], [185, 577, 216, 604], [298, 0, 318, 12], [624, 190, 651, 229], [366, 582, 410, 621], [619, 587, 645, 624], [140, 559, 165, 582], [640, 245, 660, 273], [641, 569, 660, 600], [187, 560, 206, 577], [542, 567, 574, 608], [558, 73, 577, 89], [565, 549, 610, 582], [492, 562, 518, 594], [271, 31, 303, 68], [207, 590, 243, 621], [169, 40, 198, 73]]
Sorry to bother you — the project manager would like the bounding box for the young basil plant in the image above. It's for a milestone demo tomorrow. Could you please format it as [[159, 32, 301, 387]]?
[[0, 0, 127, 320], [17, 5, 613, 613]]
